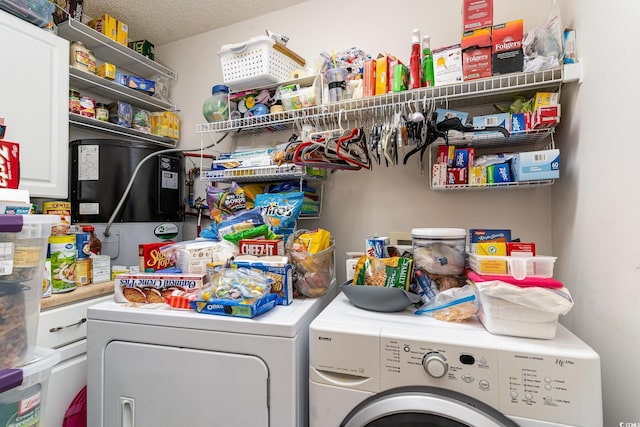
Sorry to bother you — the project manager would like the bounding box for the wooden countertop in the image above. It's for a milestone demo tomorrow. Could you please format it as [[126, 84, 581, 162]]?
[[41, 281, 114, 310]]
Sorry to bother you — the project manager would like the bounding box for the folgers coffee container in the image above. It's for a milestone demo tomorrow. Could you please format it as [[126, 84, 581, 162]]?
[[411, 228, 466, 291], [48, 234, 76, 293]]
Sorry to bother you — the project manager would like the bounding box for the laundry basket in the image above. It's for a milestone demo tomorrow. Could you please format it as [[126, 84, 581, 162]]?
[[218, 36, 305, 91]]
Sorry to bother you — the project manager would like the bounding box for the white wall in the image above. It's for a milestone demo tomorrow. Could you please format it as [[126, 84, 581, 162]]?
[[553, 0, 640, 425], [156, 1, 640, 423]]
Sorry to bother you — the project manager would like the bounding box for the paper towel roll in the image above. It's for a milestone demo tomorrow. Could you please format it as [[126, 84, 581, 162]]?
[[290, 69, 304, 79]]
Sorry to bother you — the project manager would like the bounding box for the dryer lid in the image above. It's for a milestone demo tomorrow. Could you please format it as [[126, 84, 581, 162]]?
[[340, 386, 519, 427]]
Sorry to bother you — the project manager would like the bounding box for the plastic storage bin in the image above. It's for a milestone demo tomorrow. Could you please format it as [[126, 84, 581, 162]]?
[[0, 215, 57, 370], [0, 0, 56, 27], [0, 347, 60, 425], [468, 253, 557, 280], [218, 36, 305, 91], [476, 291, 560, 339]]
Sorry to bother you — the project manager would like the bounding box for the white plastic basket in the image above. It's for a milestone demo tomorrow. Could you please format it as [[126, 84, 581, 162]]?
[[218, 36, 304, 91]]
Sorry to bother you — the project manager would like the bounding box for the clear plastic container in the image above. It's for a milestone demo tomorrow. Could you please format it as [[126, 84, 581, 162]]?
[[0, 215, 57, 370], [202, 85, 230, 123], [468, 253, 557, 280], [411, 228, 466, 276]]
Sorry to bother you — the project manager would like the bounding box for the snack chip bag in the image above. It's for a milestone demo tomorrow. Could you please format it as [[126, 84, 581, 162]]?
[[206, 182, 246, 223], [254, 191, 304, 234], [295, 228, 331, 254], [353, 256, 413, 290]]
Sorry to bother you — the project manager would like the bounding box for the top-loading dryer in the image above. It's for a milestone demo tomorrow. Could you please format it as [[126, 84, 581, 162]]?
[[309, 293, 603, 427], [87, 289, 336, 427]]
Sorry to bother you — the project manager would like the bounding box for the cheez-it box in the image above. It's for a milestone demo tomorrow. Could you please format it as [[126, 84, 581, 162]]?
[[239, 239, 285, 256], [0, 140, 20, 189]]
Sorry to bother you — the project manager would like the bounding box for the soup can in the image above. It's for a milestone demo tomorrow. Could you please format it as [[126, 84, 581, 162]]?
[[48, 234, 76, 293], [43, 201, 71, 235]]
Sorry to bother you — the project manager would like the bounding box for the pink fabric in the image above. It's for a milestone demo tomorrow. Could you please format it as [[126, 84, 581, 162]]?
[[466, 270, 564, 288]]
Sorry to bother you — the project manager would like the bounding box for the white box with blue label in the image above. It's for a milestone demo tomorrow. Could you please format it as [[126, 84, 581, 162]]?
[[512, 149, 560, 181]]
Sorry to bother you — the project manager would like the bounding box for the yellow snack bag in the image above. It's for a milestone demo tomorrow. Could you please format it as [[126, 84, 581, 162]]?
[[297, 228, 331, 254]]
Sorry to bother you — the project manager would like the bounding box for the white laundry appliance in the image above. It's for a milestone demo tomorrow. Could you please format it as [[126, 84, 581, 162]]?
[[309, 293, 602, 427], [86, 289, 337, 427]]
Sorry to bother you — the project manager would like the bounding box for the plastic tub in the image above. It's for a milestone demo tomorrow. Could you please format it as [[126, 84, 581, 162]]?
[[0, 0, 55, 27], [0, 347, 60, 425], [0, 215, 58, 370], [468, 253, 557, 280]]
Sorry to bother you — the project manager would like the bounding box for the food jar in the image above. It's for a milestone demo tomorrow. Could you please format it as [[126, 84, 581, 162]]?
[[95, 103, 109, 121], [69, 88, 81, 114], [69, 40, 91, 72], [411, 228, 466, 290], [202, 84, 230, 122]]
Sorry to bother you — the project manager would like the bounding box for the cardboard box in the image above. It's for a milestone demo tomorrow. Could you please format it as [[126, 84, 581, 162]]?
[[116, 20, 129, 46], [487, 163, 512, 184], [437, 145, 456, 166], [534, 92, 560, 110], [468, 166, 487, 186], [469, 229, 512, 244], [454, 148, 475, 168], [472, 113, 510, 130], [447, 167, 467, 185], [475, 242, 507, 274], [0, 140, 20, 189], [97, 63, 116, 80], [492, 20, 524, 75], [192, 293, 277, 318], [463, 0, 493, 31], [238, 239, 285, 256], [115, 273, 206, 303], [92, 255, 111, 283], [462, 27, 492, 81], [363, 59, 376, 97], [511, 112, 531, 134], [0, 188, 30, 214], [231, 255, 293, 306], [433, 44, 463, 86], [139, 241, 176, 272], [88, 14, 117, 40], [375, 55, 389, 95], [432, 163, 448, 187], [512, 149, 560, 181], [130, 39, 155, 60]]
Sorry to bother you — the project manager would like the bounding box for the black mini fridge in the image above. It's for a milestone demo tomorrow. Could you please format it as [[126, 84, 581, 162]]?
[[69, 139, 184, 266]]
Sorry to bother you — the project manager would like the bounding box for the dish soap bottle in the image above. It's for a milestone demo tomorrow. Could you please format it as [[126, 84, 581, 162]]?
[[409, 29, 422, 89], [422, 35, 435, 87]]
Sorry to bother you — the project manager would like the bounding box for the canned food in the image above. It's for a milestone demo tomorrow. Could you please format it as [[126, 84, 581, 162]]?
[[365, 235, 390, 258], [48, 235, 76, 293], [43, 201, 71, 235], [69, 88, 81, 114], [75, 258, 91, 286]]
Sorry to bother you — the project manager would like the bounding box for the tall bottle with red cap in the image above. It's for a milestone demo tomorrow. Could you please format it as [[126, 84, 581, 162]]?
[[422, 35, 435, 87], [409, 29, 422, 90], [82, 224, 102, 255]]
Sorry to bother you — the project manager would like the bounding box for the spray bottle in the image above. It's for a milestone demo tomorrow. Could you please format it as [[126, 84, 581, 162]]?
[[409, 29, 422, 90], [422, 35, 435, 87]]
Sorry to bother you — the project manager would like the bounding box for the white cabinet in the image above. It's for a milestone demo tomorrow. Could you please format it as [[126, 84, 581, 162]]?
[[38, 295, 113, 426], [0, 10, 69, 198]]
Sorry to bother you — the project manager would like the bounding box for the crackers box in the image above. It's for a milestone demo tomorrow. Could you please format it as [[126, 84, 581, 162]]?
[[239, 239, 285, 256], [115, 273, 206, 303], [231, 255, 293, 306], [139, 241, 175, 272]]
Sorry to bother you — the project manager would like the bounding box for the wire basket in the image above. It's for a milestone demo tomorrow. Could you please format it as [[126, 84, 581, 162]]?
[[218, 36, 304, 91]]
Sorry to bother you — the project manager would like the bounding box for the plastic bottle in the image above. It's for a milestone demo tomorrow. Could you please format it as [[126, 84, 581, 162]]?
[[202, 84, 230, 122], [82, 224, 102, 255], [422, 35, 435, 87], [409, 29, 422, 90]]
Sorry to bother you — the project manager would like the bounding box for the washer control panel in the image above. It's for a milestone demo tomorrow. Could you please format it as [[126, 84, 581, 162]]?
[[380, 336, 599, 426]]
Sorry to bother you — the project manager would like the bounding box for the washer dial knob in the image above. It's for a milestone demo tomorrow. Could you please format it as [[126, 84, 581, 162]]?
[[423, 352, 448, 378]]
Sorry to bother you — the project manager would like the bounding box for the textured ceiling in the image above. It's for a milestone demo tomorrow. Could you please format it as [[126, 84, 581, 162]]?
[[82, 0, 307, 46]]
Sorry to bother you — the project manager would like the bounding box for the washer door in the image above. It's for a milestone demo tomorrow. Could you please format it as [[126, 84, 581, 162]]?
[[340, 386, 519, 427]]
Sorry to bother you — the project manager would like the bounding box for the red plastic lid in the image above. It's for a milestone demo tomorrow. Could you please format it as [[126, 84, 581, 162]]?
[[81, 225, 95, 232]]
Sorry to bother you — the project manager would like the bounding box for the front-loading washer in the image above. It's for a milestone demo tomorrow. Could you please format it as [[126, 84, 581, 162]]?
[[309, 293, 602, 427], [86, 287, 337, 427]]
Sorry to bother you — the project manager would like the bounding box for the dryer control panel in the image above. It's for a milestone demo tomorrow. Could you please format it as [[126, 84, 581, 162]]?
[[379, 335, 601, 427]]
